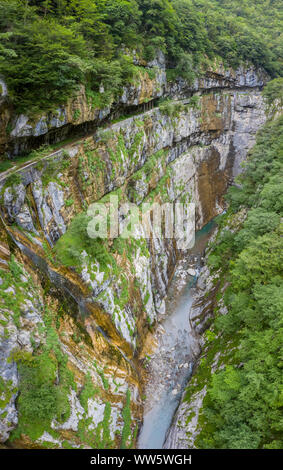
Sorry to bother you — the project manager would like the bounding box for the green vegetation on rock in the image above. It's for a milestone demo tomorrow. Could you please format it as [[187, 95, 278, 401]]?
[[0, 0, 282, 115]]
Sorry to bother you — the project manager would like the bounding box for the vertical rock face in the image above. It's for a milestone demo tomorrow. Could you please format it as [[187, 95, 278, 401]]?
[[0, 65, 267, 448], [231, 92, 266, 176]]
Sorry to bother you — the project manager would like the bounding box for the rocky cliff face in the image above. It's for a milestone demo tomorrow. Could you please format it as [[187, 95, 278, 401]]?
[[0, 57, 267, 157], [0, 62, 267, 448], [163, 211, 247, 449]]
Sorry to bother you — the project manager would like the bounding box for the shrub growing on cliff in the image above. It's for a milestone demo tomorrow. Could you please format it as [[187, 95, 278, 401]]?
[[263, 77, 283, 106]]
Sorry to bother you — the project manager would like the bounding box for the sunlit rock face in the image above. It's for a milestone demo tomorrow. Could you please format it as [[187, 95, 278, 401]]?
[[0, 61, 267, 448]]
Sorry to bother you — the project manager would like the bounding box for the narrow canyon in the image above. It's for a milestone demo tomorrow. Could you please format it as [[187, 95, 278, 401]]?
[[0, 53, 272, 449]]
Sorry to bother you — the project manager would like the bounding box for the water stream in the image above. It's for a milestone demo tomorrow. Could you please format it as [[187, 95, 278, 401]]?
[[138, 220, 215, 449]]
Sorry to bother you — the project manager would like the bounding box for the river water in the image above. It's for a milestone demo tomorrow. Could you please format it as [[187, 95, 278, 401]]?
[[137, 221, 215, 449]]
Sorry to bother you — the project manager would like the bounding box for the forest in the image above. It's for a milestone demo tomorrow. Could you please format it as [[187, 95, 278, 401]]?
[[191, 80, 283, 448], [0, 0, 282, 114]]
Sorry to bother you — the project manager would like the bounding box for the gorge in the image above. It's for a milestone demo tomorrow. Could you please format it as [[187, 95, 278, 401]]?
[[0, 0, 282, 452]]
